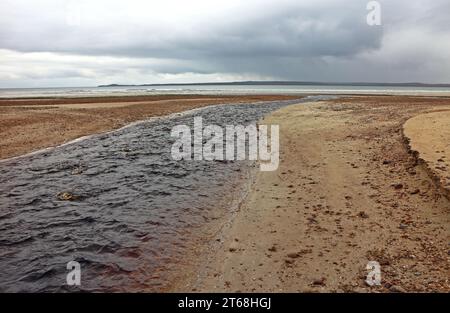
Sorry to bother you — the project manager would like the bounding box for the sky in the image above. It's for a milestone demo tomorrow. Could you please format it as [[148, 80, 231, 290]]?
[[0, 0, 449, 87]]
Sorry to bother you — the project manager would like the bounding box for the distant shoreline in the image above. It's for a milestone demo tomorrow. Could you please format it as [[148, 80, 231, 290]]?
[[98, 81, 450, 88], [3, 85, 450, 100]]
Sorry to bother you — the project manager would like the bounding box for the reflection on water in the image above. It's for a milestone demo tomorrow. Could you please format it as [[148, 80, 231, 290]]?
[[0, 97, 328, 292]]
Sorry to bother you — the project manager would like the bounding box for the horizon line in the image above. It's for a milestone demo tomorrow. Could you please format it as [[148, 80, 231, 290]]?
[[2, 80, 450, 90], [98, 80, 450, 88]]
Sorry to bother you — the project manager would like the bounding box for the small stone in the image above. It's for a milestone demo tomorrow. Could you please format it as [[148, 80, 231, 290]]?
[[71, 167, 83, 175], [389, 285, 406, 293], [285, 259, 295, 265], [57, 192, 77, 201], [312, 278, 326, 286], [358, 211, 369, 219], [287, 252, 300, 259]]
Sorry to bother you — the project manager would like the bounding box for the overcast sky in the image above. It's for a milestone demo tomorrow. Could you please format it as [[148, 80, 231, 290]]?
[[0, 0, 449, 87]]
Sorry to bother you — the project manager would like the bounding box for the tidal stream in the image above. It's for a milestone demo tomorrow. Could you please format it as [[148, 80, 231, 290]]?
[[0, 96, 330, 292]]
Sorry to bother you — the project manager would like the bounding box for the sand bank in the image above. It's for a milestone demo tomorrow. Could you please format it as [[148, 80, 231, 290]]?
[[179, 96, 450, 293], [403, 111, 450, 199]]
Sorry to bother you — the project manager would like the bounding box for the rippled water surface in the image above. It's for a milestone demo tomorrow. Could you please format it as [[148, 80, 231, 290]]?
[[0, 97, 328, 292]]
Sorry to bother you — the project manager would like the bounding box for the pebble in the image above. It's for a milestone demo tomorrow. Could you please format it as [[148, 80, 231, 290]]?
[[358, 211, 369, 219], [389, 285, 406, 293], [287, 252, 300, 259], [57, 192, 77, 201], [312, 278, 326, 286]]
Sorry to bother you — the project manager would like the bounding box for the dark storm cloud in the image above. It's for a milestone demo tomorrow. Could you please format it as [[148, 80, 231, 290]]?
[[0, 0, 382, 58], [0, 0, 449, 87]]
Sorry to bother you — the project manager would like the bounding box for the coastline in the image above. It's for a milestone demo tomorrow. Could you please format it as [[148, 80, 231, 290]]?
[[178, 96, 450, 292]]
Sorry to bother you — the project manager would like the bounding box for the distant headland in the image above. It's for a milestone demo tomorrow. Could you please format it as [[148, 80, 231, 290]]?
[[98, 81, 450, 88]]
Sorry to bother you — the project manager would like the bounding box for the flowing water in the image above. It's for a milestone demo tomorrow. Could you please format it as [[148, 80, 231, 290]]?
[[0, 96, 330, 292]]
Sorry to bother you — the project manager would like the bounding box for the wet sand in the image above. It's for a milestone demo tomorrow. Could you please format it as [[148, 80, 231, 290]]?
[[179, 96, 450, 293], [0, 94, 298, 160]]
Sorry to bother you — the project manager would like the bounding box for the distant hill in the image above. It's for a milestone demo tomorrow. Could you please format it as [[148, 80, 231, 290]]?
[[98, 81, 450, 88]]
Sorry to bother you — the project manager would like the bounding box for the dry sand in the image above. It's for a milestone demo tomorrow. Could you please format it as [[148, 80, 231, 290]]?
[[404, 111, 450, 199], [177, 96, 450, 293], [0, 94, 298, 160]]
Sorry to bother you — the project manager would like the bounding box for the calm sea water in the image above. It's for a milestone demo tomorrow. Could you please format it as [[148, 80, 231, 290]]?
[[1, 84, 450, 98]]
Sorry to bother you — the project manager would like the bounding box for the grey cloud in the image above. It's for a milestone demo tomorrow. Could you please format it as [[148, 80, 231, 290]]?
[[0, 0, 382, 58], [0, 0, 449, 87]]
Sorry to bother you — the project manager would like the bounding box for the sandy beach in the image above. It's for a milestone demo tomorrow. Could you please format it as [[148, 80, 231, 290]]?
[[0, 95, 298, 160], [174, 96, 450, 293], [1, 94, 449, 293], [3, 0, 450, 301]]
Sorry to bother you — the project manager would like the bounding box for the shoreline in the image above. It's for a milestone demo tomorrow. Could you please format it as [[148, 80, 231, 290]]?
[[177, 96, 450, 292], [3, 90, 450, 100], [0, 94, 299, 160], [0, 103, 226, 164]]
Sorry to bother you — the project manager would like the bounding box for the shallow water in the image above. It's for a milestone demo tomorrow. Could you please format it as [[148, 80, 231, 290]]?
[[1, 85, 450, 98], [0, 96, 329, 292]]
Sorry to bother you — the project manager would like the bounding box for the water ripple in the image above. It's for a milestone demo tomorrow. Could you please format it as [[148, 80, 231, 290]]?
[[0, 96, 330, 292]]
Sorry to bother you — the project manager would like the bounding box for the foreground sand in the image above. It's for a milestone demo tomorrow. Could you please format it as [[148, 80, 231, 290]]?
[[0, 95, 298, 160], [178, 96, 450, 292]]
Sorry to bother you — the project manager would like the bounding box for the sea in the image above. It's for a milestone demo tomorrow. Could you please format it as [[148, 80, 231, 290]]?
[[1, 84, 450, 98]]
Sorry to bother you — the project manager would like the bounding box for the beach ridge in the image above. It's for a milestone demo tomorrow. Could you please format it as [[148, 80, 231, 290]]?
[[403, 111, 450, 200]]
